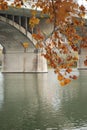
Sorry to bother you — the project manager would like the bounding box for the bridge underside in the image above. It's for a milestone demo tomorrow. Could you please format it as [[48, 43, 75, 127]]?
[[0, 21, 47, 72]]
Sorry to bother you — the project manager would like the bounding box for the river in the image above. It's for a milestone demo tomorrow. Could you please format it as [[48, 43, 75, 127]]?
[[0, 69, 87, 130]]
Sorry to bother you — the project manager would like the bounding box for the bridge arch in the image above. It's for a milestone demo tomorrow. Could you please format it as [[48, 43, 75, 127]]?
[[0, 15, 37, 47], [0, 20, 47, 73]]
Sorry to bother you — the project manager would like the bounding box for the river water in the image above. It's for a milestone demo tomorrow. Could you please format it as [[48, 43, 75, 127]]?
[[0, 69, 87, 130]]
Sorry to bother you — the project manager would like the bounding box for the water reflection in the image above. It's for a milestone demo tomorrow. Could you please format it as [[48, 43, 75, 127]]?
[[0, 70, 87, 130]]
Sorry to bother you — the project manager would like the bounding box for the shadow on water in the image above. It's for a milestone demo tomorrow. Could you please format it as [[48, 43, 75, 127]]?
[[0, 69, 87, 130]]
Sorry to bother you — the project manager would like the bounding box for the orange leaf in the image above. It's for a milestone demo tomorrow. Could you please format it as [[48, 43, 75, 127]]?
[[58, 74, 64, 81], [60, 78, 71, 86], [29, 17, 40, 28], [64, 78, 71, 84], [66, 68, 72, 73], [60, 81, 65, 86], [32, 33, 44, 41]]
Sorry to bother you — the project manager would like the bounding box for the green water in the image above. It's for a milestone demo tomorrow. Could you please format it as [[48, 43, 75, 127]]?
[[0, 69, 87, 130]]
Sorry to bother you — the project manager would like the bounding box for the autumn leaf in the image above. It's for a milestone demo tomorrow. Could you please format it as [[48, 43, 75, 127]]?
[[23, 42, 29, 48], [79, 5, 85, 12], [66, 68, 72, 73], [29, 17, 40, 28], [60, 78, 71, 86], [35, 42, 44, 48], [0, 0, 8, 10], [58, 74, 64, 81], [32, 33, 44, 41], [70, 75, 78, 80]]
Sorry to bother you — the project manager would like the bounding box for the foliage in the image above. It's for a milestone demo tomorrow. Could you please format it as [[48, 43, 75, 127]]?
[[0, 0, 8, 10], [0, 0, 87, 86]]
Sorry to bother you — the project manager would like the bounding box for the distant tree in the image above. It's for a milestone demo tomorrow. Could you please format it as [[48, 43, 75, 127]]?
[[0, 0, 87, 86]]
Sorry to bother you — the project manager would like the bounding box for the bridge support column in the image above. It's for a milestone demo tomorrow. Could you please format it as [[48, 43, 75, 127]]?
[[2, 51, 48, 73], [77, 48, 87, 69]]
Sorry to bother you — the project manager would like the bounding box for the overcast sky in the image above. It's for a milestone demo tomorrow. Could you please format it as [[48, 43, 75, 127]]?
[[78, 0, 87, 6]]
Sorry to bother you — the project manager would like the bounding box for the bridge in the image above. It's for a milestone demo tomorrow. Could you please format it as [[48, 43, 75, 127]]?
[[0, 5, 87, 73], [0, 5, 54, 73]]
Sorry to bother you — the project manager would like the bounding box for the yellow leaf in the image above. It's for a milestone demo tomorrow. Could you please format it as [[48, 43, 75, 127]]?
[[29, 17, 40, 28]]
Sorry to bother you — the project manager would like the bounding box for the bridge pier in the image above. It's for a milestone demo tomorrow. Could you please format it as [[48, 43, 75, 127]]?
[[77, 48, 87, 69], [2, 50, 48, 73]]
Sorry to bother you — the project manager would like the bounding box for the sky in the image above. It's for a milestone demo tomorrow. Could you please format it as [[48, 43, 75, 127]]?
[[77, 0, 87, 18], [77, 0, 87, 7]]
